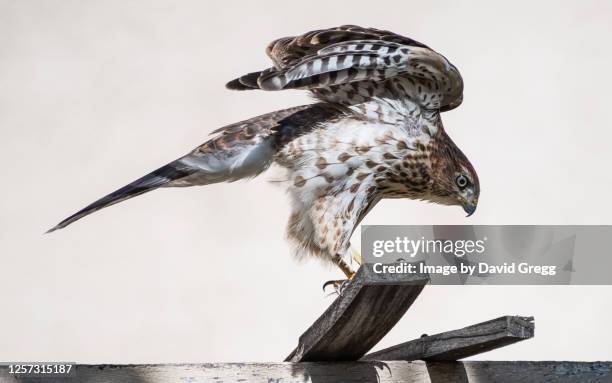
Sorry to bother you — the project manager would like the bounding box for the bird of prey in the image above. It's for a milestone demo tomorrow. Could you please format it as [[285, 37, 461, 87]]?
[[49, 25, 479, 284]]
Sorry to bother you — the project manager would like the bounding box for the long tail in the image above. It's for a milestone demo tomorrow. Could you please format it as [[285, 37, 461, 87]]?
[[47, 104, 328, 233], [46, 160, 196, 233]]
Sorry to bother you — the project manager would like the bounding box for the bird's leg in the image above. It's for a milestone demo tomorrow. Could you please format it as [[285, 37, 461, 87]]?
[[334, 253, 356, 279], [350, 245, 363, 266], [323, 253, 357, 296]]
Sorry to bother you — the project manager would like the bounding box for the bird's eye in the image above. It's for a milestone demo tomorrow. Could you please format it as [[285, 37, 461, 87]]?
[[456, 174, 468, 189]]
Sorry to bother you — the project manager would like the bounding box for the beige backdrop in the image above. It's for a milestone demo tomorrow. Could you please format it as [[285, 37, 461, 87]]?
[[1, 0, 611, 363]]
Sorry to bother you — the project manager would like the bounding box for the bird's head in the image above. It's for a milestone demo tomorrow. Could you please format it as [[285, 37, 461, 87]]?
[[428, 132, 479, 216]]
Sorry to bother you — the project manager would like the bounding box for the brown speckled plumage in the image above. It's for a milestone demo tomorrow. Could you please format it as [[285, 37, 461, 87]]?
[[49, 25, 479, 275]]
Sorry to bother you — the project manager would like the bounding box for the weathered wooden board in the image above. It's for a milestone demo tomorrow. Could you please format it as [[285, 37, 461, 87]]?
[[285, 263, 429, 362], [362, 315, 534, 361], [4, 362, 610, 383]]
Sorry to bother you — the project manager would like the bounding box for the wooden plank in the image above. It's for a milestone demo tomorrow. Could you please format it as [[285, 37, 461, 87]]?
[[5, 362, 611, 383], [286, 263, 429, 362], [362, 315, 534, 361]]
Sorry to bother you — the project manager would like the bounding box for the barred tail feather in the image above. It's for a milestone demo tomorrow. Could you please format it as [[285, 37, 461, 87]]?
[[46, 161, 195, 233]]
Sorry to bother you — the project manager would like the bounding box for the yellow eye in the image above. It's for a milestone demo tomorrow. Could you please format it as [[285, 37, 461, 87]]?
[[456, 174, 468, 189]]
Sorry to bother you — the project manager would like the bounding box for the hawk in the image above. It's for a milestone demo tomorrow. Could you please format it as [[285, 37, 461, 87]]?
[[49, 25, 479, 283]]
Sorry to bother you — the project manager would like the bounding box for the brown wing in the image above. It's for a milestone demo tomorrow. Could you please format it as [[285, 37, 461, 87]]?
[[264, 25, 429, 69], [226, 25, 463, 112]]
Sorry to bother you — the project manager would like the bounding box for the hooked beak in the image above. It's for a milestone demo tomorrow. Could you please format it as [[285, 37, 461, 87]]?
[[462, 198, 478, 217]]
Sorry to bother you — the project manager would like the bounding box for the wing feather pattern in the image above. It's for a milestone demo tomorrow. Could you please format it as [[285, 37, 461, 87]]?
[[226, 25, 463, 111]]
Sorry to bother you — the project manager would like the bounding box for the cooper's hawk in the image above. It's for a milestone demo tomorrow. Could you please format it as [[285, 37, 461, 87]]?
[[48, 25, 479, 282]]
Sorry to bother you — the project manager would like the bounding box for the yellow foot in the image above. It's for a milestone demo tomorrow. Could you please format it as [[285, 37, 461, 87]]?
[[324, 253, 358, 296]]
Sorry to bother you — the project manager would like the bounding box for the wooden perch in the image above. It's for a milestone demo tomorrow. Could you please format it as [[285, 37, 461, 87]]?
[[16, 263, 606, 383], [285, 263, 429, 362], [362, 315, 534, 361], [22, 362, 612, 383]]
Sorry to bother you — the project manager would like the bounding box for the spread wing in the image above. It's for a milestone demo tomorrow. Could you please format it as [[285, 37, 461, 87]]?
[[227, 25, 463, 112]]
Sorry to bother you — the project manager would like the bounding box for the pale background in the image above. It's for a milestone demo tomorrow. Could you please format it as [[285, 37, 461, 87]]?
[[1, 0, 611, 363]]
